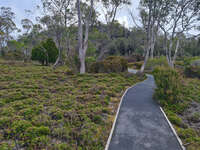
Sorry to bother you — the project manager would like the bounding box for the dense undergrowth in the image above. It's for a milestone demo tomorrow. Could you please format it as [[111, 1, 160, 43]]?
[[128, 56, 168, 72], [90, 56, 128, 73], [153, 66, 200, 150], [0, 59, 144, 150]]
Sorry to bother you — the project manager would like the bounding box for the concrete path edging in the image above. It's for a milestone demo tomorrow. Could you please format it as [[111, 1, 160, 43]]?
[[159, 107, 185, 150]]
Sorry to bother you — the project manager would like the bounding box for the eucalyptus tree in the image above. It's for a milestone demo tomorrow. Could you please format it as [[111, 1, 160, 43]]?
[[159, 0, 200, 68], [41, 0, 74, 68], [21, 18, 34, 60], [101, 0, 131, 38], [134, 0, 171, 72], [77, 0, 95, 74], [0, 7, 17, 54], [21, 19, 33, 35], [97, 0, 131, 60]]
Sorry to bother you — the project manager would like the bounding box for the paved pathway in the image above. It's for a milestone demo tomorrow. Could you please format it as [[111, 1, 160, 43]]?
[[107, 69, 183, 150]]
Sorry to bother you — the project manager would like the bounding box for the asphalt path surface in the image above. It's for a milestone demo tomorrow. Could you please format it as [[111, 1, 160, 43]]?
[[108, 69, 182, 150]]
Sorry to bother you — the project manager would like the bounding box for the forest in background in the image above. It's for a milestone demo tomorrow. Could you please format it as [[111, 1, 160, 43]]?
[[0, 0, 200, 73]]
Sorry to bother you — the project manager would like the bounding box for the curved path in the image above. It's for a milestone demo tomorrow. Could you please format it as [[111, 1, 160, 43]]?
[[106, 69, 183, 150]]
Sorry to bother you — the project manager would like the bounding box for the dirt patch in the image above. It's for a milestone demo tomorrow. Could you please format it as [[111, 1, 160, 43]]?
[[181, 101, 200, 132]]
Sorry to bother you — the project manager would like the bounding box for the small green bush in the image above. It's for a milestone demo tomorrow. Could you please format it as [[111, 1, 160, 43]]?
[[43, 38, 59, 63], [25, 126, 50, 139], [168, 113, 185, 127], [153, 66, 182, 105], [146, 57, 169, 72], [11, 120, 32, 138], [90, 56, 128, 73], [177, 128, 197, 140], [31, 44, 47, 65], [0, 142, 14, 150], [31, 38, 58, 65]]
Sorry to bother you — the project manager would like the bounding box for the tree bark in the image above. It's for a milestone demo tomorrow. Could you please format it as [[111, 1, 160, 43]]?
[[53, 49, 63, 69], [139, 1, 153, 73], [170, 38, 180, 68], [150, 26, 157, 59], [53, 35, 63, 69], [150, 39, 155, 59], [140, 45, 150, 73], [77, 0, 84, 73], [77, 0, 93, 74]]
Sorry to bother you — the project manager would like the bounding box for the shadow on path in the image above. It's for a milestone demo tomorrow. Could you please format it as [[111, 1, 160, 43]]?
[[107, 69, 183, 150]]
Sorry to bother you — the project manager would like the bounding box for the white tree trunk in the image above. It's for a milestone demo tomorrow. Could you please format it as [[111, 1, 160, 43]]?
[[171, 38, 180, 68], [53, 49, 63, 69], [77, 0, 93, 74], [150, 27, 156, 59], [150, 40, 155, 59], [140, 45, 150, 73], [79, 51, 86, 73]]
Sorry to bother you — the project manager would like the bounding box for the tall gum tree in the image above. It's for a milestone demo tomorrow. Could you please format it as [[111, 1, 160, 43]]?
[[41, 0, 74, 68], [0, 7, 17, 54], [97, 0, 131, 60], [77, 0, 94, 74], [158, 0, 200, 68], [136, 0, 165, 73]]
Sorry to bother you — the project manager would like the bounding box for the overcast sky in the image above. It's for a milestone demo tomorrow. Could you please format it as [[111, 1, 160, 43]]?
[[0, 0, 140, 30]]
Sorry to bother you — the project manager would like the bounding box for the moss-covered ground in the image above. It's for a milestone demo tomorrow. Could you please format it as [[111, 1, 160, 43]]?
[[0, 60, 144, 150]]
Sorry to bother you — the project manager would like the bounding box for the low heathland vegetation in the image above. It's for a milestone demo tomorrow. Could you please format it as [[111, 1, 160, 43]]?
[[153, 64, 200, 150], [0, 59, 144, 150]]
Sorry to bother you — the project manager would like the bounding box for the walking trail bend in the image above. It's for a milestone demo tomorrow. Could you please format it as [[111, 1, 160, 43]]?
[[106, 69, 183, 150]]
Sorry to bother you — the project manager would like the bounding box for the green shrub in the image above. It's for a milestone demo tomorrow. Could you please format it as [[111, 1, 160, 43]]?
[[90, 56, 128, 73], [31, 44, 47, 65], [0, 142, 14, 150], [54, 143, 71, 150], [146, 57, 168, 72], [31, 38, 58, 65], [168, 113, 185, 127], [177, 128, 197, 140], [11, 120, 32, 138], [153, 67, 182, 105], [25, 126, 50, 139], [43, 38, 59, 63], [0, 117, 11, 129]]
